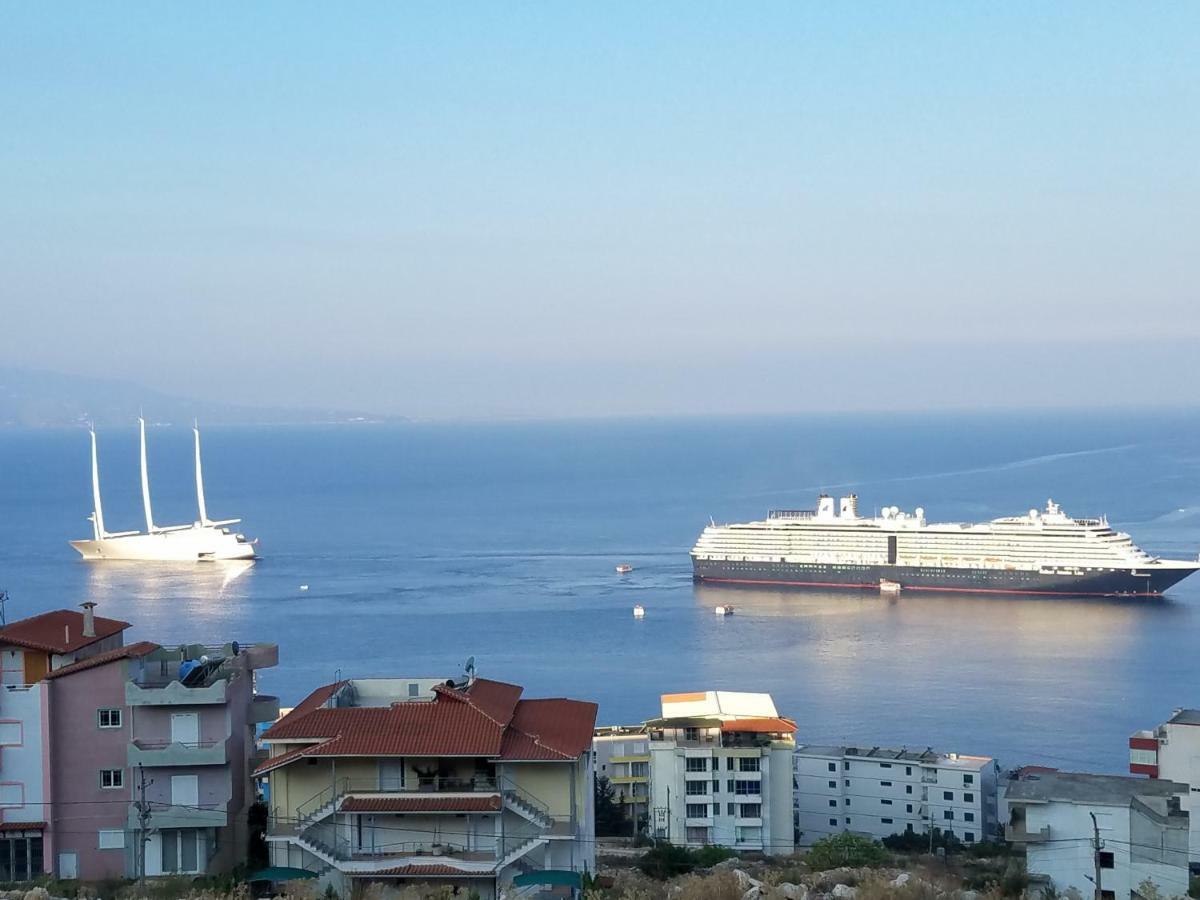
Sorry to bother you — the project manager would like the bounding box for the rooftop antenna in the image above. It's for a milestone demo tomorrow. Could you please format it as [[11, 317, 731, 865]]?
[[0, 591, 7, 626], [463, 655, 476, 686]]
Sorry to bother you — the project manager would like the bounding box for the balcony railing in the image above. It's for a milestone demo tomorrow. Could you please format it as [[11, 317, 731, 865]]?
[[128, 738, 229, 767]]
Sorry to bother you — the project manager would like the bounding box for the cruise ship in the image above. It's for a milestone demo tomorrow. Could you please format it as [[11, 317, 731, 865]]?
[[691, 495, 1200, 597]]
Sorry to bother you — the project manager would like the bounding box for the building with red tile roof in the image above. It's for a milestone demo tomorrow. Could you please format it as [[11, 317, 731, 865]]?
[[260, 670, 597, 899]]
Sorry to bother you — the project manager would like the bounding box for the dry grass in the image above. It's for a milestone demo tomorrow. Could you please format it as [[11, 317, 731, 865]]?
[[671, 871, 745, 900]]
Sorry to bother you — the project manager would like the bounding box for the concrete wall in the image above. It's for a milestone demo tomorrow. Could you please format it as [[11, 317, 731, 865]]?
[[0, 684, 46, 829]]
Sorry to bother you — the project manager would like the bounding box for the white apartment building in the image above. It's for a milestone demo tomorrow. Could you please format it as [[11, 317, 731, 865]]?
[[1130, 708, 1200, 866], [794, 745, 997, 846], [1006, 772, 1190, 899], [647, 691, 795, 855], [593, 726, 650, 830]]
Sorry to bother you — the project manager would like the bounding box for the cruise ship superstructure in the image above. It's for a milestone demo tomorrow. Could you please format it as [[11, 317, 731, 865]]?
[[70, 419, 257, 562], [691, 495, 1199, 596]]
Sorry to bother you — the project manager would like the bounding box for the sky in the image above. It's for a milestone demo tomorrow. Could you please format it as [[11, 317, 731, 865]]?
[[1, 3, 1197, 419]]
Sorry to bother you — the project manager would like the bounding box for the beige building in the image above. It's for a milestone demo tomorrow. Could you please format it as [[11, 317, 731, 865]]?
[[646, 691, 796, 855], [258, 672, 597, 898], [593, 726, 650, 832]]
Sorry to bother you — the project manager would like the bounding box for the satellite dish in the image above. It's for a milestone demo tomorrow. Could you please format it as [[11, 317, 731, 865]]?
[[465, 655, 476, 675]]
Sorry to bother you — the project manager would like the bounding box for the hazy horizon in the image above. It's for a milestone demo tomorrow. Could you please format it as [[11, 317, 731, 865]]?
[[3, 4, 1197, 419]]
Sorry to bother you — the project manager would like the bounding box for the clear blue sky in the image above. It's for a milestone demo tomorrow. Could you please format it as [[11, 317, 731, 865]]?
[[2, 3, 1197, 418]]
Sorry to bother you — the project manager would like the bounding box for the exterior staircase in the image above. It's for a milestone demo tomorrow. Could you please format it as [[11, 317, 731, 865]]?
[[503, 790, 554, 830]]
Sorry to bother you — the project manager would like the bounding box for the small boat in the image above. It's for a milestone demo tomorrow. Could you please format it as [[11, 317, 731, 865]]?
[[879, 579, 901, 594], [615, 564, 634, 574], [714, 605, 734, 616], [632, 604, 646, 618]]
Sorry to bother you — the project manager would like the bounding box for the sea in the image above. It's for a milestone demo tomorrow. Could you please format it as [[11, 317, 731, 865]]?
[[2, 410, 1199, 774]]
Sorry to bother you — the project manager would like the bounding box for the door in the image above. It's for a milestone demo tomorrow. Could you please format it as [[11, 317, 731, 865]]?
[[379, 759, 405, 791], [171, 713, 200, 747], [171, 774, 199, 808], [57, 851, 78, 880]]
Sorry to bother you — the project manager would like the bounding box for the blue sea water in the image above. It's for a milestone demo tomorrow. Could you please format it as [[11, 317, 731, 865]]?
[[2, 411, 1200, 773]]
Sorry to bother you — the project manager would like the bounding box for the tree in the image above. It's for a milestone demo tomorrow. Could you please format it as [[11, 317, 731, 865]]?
[[594, 775, 631, 836]]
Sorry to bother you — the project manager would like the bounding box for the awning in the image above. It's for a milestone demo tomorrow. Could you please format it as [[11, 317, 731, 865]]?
[[246, 866, 319, 882], [512, 870, 582, 889]]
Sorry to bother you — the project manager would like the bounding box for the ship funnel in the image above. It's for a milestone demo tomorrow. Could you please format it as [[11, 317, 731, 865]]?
[[839, 495, 859, 519], [817, 495, 836, 518]]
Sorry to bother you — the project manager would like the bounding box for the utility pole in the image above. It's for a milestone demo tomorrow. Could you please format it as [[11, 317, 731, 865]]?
[[134, 764, 153, 884], [1090, 812, 1104, 900]]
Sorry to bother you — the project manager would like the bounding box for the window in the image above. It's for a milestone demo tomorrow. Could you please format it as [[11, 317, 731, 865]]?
[[407, 682, 419, 697], [828, 762, 837, 772], [881, 799, 892, 806], [713, 780, 720, 794], [906, 785, 913, 794], [738, 804, 761, 819], [727, 757, 735, 771], [879, 762, 892, 769], [906, 767, 912, 776], [686, 826, 710, 844], [844, 798, 851, 806], [880, 780, 892, 787], [829, 800, 837, 808], [685, 781, 708, 796], [684, 727, 700, 741], [1099, 852, 1114, 869], [844, 779, 850, 787], [631, 762, 648, 776], [99, 769, 123, 790], [906, 804, 913, 813], [98, 830, 125, 850], [734, 781, 760, 796], [829, 818, 838, 827], [686, 757, 708, 772], [882, 818, 893, 824], [97, 709, 121, 729], [943, 791, 953, 801], [160, 829, 200, 874], [963, 774, 974, 785], [727, 803, 735, 815], [828, 780, 837, 789], [727, 779, 734, 793], [739, 758, 760, 772], [0, 833, 43, 882], [1101, 892, 1115, 900], [843, 761, 850, 770], [964, 792, 974, 803], [965, 832, 975, 842], [686, 803, 709, 818], [943, 811, 953, 821], [964, 812, 974, 822]]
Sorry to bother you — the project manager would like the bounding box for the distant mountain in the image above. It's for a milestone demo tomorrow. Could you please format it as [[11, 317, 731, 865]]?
[[0, 367, 405, 427]]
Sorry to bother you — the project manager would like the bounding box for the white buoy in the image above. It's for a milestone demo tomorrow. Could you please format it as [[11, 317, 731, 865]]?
[[633, 604, 645, 618], [299, 584, 309, 591], [714, 605, 734, 616]]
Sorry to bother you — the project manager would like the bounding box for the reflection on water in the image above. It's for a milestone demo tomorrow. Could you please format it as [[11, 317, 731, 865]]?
[[689, 582, 1185, 771], [83, 560, 257, 634]]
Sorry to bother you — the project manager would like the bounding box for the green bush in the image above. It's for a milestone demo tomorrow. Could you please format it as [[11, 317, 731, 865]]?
[[639, 842, 699, 879], [804, 833, 887, 871], [691, 845, 737, 868], [1187, 875, 1199, 899]]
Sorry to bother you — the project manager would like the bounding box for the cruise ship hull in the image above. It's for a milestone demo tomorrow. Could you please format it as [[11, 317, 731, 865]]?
[[71, 527, 257, 562], [692, 558, 1199, 597]]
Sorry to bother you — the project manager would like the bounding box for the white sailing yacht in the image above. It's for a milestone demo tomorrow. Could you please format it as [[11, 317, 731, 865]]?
[[70, 419, 257, 562]]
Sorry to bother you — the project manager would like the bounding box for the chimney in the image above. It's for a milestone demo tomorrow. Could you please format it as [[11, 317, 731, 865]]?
[[80, 602, 96, 638]]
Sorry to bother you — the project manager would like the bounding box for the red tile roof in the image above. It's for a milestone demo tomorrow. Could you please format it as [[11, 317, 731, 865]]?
[[719, 717, 798, 734], [260, 677, 597, 768], [340, 795, 501, 814], [0, 822, 46, 831], [374, 864, 489, 878], [0, 610, 130, 654], [44, 641, 159, 680]]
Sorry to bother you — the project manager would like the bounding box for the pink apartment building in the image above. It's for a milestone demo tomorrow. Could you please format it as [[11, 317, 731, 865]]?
[[0, 603, 277, 881]]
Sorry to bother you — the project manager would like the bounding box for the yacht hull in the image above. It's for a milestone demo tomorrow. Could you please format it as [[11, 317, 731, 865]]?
[[71, 527, 256, 562]]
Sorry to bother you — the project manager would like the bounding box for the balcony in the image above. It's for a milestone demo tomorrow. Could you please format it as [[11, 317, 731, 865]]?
[[128, 738, 229, 767], [250, 694, 281, 724], [1005, 822, 1050, 843], [126, 679, 227, 707], [128, 803, 227, 830]]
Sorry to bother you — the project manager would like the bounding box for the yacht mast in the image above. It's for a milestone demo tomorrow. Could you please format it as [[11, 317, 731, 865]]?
[[194, 422, 210, 526], [138, 416, 157, 533], [89, 427, 107, 540]]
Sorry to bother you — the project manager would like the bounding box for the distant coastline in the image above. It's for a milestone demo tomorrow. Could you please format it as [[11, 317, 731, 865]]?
[[0, 366, 406, 428]]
